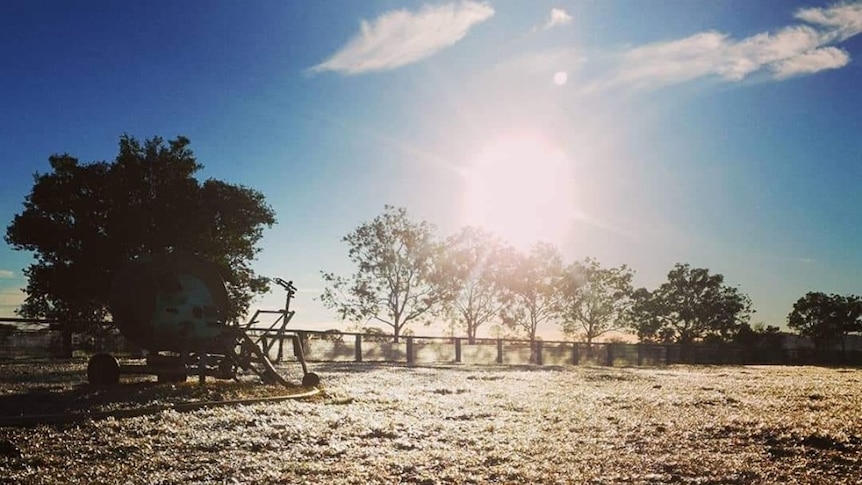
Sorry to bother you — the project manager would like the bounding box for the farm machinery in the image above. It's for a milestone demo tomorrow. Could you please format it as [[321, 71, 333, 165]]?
[[86, 253, 319, 388]]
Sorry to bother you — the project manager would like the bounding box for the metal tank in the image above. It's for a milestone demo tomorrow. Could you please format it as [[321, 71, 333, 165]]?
[[109, 253, 231, 352], [86, 253, 319, 388]]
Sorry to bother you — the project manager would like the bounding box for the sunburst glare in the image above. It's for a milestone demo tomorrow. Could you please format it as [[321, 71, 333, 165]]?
[[461, 132, 576, 248]]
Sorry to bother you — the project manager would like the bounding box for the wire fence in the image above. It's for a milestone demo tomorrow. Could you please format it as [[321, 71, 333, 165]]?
[[1, 321, 861, 367]]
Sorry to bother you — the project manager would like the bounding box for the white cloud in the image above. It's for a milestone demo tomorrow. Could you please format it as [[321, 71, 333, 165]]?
[[592, 1, 860, 91], [309, 1, 494, 75], [772, 46, 850, 79], [0, 270, 14, 279], [543, 8, 573, 30], [795, 2, 862, 41]]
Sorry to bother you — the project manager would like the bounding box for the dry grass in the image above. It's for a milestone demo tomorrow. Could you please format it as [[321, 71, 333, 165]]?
[[1, 361, 861, 484]]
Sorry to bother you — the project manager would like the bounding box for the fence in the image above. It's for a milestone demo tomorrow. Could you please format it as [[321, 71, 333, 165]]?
[[2, 321, 861, 367]]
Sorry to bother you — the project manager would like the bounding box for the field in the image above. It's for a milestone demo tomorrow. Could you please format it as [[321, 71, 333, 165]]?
[[1, 362, 861, 484]]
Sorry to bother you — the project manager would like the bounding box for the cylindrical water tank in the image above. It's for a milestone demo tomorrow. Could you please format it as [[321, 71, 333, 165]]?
[[109, 253, 230, 352]]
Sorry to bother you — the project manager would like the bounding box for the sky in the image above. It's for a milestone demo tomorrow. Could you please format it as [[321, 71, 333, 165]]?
[[1, 0, 860, 338]]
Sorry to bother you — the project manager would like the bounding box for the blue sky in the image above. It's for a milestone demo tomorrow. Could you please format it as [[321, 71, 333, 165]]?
[[1, 0, 860, 337]]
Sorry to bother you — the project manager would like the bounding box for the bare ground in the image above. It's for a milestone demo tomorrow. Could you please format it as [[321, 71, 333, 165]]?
[[1, 361, 861, 484]]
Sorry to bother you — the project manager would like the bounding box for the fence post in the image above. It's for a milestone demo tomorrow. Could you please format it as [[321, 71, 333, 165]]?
[[61, 322, 73, 359], [637, 344, 643, 366], [606, 344, 614, 366], [406, 337, 414, 364], [355, 334, 363, 363], [455, 338, 462, 363], [198, 348, 207, 384], [535, 340, 543, 366], [572, 343, 579, 366], [496, 339, 504, 364]]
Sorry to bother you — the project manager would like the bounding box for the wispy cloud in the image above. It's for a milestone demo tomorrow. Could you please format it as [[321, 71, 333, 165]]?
[[591, 1, 861, 91], [0, 287, 25, 316], [795, 2, 862, 41], [309, 1, 494, 75], [542, 8, 573, 31], [0, 270, 14, 279]]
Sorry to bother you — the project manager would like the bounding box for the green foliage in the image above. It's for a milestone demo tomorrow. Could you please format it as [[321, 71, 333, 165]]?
[[4, 135, 275, 325], [498, 242, 563, 343], [787, 292, 862, 350], [627, 263, 752, 344], [556, 258, 634, 345], [439, 226, 514, 344], [320, 206, 451, 342]]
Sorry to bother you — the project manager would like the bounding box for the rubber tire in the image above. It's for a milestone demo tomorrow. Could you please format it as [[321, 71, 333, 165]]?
[[87, 353, 120, 386], [302, 372, 320, 387]]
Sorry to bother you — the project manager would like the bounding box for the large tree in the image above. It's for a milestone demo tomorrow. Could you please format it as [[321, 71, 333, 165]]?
[[787, 292, 862, 350], [320, 206, 451, 342], [556, 258, 634, 347], [440, 226, 514, 344], [499, 242, 563, 350], [627, 263, 752, 344], [5, 135, 275, 327]]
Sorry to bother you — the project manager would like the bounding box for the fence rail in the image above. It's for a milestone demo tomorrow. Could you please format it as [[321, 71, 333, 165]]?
[[1, 320, 861, 367]]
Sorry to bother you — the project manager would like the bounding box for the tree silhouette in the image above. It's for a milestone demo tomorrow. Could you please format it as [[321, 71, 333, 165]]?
[[5, 135, 275, 329], [627, 263, 752, 344], [440, 226, 514, 344], [499, 242, 563, 351], [320, 206, 451, 342], [787, 292, 862, 350], [556, 258, 634, 347]]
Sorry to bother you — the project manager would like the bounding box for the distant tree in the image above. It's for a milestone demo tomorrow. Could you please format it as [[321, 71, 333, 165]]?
[[556, 258, 634, 347], [360, 326, 393, 343], [318, 329, 345, 342], [4, 135, 275, 329], [440, 226, 514, 344], [735, 322, 783, 351], [626, 263, 752, 344], [320, 206, 451, 342], [787, 292, 862, 350], [499, 242, 563, 353]]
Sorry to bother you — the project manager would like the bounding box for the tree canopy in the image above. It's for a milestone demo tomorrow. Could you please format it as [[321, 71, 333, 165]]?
[[499, 242, 563, 346], [5, 135, 275, 325], [320, 205, 451, 342], [787, 292, 862, 350], [556, 258, 633, 346], [439, 226, 513, 344], [627, 263, 752, 344]]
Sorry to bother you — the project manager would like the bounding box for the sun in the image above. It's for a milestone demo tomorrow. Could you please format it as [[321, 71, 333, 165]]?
[[461, 132, 576, 249]]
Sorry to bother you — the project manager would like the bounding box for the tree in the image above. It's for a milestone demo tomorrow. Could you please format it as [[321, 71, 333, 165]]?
[[556, 258, 633, 347], [499, 242, 563, 352], [627, 263, 752, 344], [735, 322, 783, 352], [628, 287, 672, 343], [440, 226, 513, 344], [5, 135, 275, 328], [320, 206, 451, 342], [787, 292, 862, 350]]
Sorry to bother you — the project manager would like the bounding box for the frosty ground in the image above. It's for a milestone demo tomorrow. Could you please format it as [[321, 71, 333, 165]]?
[[1, 362, 860, 484]]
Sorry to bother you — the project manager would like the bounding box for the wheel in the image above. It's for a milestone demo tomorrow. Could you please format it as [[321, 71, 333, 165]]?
[[301, 372, 320, 387], [87, 353, 120, 386]]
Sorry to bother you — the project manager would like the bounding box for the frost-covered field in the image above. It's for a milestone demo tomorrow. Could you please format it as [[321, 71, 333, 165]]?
[[1, 362, 861, 484]]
